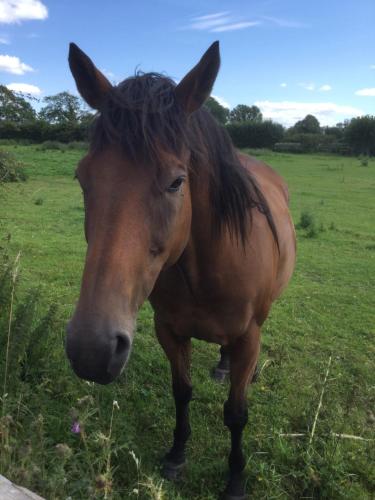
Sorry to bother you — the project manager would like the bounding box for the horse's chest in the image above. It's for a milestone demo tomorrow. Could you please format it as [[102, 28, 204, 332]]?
[[150, 268, 253, 344]]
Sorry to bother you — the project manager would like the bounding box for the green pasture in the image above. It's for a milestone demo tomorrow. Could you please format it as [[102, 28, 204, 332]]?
[[0, 145, 374, 499]]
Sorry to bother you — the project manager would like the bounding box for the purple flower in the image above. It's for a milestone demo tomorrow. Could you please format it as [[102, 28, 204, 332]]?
[[71, 421, 81, 434]]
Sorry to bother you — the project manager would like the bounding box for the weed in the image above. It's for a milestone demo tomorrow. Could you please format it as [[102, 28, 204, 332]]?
[[298, 210, 315, 230], [0, 150, 27, 183], [359, 156, 369, 167]]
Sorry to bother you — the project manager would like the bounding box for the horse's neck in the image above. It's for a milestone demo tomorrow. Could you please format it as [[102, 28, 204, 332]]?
[[178, 165, 230, 288]]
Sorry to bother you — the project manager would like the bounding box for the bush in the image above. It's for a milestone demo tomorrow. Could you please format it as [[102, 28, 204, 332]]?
[[0, 149, 27, 183], [284, 133, 323, 153], [298, 210, 315, 230], [273, 142, 303, 153], [296, 210, 324, 238], [65, 141, 88, 150], [0, 119, 92, 143], [345, 115, 375, 156], [226, 120, 284, 149], [359, 156, 369, 167], [38, 140, 67, 151]]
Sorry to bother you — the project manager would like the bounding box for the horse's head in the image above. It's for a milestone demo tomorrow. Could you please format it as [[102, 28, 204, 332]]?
[[66, 42, 220, 384]]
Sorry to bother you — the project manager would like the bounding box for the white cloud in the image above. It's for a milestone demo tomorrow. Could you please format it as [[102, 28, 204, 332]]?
[[261, 16, 307, 28], [0, 0, 48, 24], [186, 12, 259, 32], [255, 100, 363, 126], [280, 83, 287, 88], [299, 82, 315, 91], [193, 12, 230, 22], [6, 82, 41, 95], [188, 12, 232, 31], [212, 94, 230, 108], [355, 88, 375, 96], [211, 21, 260, 32], [0, 54, 33, 74], [319, 84, 332, 92]]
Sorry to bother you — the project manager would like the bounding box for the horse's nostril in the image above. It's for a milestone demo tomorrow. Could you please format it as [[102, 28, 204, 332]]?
[[115, 333, 130, 356]]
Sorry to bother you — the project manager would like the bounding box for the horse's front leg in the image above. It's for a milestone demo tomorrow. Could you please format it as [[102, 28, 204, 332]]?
[[155, 318, 192, 480], [222, 321, 260, 500]]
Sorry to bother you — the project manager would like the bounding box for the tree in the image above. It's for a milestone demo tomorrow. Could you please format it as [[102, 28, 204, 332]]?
[[204, 96, 229, 125], [345, 115, 375, 156], [39, 91, 86, 125], [0, 85, 36, 123], [292, 114, 321, 134], [229, 104, 262, 123]]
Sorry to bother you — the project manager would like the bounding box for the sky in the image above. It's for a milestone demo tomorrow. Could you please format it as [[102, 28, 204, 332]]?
[[0, 0, 374, 126]]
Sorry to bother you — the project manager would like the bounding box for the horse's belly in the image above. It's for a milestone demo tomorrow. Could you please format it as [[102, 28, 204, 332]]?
[[151, 296, 254, 345]]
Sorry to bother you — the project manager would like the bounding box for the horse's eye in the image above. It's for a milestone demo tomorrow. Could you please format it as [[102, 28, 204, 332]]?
[[167, 176, 185, 193]]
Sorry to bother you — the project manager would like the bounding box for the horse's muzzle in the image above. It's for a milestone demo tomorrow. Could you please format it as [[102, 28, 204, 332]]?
[[65, 323, 131, 385]]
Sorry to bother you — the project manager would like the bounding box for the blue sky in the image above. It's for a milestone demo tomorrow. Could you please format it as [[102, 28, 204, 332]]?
[[0, 0, 374, 126]]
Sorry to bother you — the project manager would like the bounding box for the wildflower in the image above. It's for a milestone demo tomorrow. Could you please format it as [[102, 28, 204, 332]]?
[[71, 421, 81, 434], [113, 400, 120, 410]]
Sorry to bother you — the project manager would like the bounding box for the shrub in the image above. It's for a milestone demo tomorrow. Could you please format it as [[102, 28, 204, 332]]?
[[296, 210, 325, 238], [298, 210, 315, 230], [273, 142, 303, 153], [0, 149, 27, 183], [38, 140, 67, 151], [0, 119, 91, 143], [226, 120, 284, 149], [65, 141, 88, 150], [359, 156, 369, 167]]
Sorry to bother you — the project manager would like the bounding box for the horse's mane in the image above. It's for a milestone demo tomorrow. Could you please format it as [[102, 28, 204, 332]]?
[[92, 72, 278, 247]]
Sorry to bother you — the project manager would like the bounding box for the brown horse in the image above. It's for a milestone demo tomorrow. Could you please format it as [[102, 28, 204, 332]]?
[[66, 41, 296, 500]]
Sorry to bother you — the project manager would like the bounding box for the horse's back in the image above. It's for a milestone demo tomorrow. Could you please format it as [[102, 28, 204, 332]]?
[[238, 153, 296, 300]]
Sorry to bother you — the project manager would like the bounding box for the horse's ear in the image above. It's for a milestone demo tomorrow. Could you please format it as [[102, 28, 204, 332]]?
[[175, 41, 220, 115], [68, 43, 112, 110]]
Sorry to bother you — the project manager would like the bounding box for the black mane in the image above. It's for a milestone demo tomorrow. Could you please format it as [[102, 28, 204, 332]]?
[[92, 72, 278, 247]]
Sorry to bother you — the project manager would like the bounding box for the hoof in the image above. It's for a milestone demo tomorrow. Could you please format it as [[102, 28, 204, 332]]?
[[212, 367, 229, 383], [161, 458, 186, 481]]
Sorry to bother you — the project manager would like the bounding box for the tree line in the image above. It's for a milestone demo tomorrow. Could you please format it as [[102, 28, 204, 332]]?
[[1, 85, 374, 155], [0, 85, 91, 143], [205, 97, 375, 156]]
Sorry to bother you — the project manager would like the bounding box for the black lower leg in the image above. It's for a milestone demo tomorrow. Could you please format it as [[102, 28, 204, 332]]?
[[219, 346, 230, 371], [164, 383, 192, 470], [213, 346, 230, 381], [223, 400, 248, 498]]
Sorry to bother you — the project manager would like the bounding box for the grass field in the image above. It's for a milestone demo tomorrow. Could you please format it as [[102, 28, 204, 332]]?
[[0, 145, 374, 499]]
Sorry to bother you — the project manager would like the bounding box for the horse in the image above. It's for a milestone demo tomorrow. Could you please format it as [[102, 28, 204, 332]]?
[[66, 41, 296, 500]]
